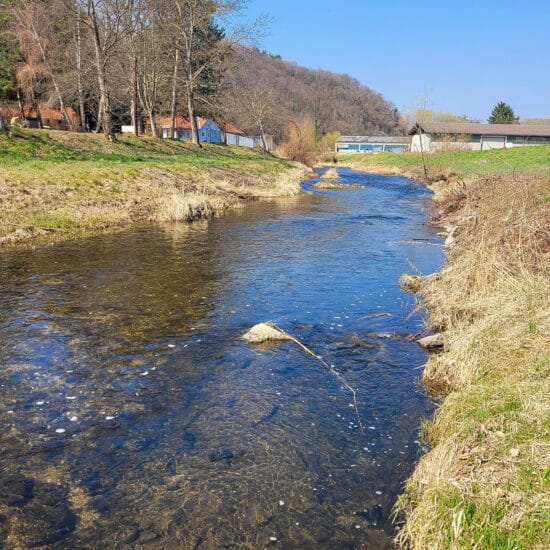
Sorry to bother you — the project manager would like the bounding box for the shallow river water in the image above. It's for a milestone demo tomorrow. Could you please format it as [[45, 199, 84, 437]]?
[[0, 168, 443, 548]]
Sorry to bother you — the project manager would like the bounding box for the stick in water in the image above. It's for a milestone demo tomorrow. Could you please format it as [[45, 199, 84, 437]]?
[[242, 322, 364, 433]]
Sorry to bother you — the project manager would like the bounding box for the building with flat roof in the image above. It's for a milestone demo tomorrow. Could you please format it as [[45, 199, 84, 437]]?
[[336, 136, 409, 153]]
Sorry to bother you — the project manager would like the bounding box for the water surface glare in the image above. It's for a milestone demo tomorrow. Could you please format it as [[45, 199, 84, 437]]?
[[0, 168, 443, 548]]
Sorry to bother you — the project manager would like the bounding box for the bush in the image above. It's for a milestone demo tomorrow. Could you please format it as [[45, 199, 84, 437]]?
[[282, 117, 317, 166]]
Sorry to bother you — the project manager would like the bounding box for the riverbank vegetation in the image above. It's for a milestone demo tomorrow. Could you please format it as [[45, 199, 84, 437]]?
[[341, 146, 550, 548], [0, 128, 309, 246], [338, 144, 550, 181]]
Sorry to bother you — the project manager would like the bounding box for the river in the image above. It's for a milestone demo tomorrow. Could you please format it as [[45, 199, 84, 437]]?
[[0, 167, 443, 548]]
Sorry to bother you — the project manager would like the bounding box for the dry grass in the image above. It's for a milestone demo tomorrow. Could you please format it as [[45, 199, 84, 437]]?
[[0, 129, 309, 247], [394, 174, 550, 548], [312, 180, 346, 190], [320, 167, 339, 180]]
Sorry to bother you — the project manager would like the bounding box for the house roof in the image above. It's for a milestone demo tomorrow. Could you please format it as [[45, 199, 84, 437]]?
[[337, 136, 409, 144], [410, 122, 550, 137], [156, 115, 245, 135], [0, 102, 77, 123], [157, 115, 211, 129], [217, 120, 245, 135]]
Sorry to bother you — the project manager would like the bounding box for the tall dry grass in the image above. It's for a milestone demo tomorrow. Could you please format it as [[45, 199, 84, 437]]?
[[395, 174, 550, 548]]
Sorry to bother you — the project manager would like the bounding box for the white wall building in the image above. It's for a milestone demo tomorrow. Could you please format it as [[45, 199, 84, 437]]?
[[409, 122, 550, 151]]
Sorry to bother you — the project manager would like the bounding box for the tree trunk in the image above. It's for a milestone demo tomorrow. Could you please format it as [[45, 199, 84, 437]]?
[[131, 54, 139, 136], [169, 48, 179, 139], [88, 0, 114, 140], [148, 108, 157, 138], [75, 9, 87, 131], [95, 96, 102, 133], [256, 117, 268, 151], [32, 88, 43, 128], [187, 85, 200, 146], [17, 88, 25, 121]]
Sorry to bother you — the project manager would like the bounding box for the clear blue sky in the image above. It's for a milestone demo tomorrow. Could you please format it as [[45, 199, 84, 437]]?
[[242, 0, 550, 121]]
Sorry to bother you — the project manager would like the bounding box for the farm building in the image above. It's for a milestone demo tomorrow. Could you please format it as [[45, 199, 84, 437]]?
[[409, 122, 550, 151], [218, 120, 246, 146], [336, 136, 410, 153]]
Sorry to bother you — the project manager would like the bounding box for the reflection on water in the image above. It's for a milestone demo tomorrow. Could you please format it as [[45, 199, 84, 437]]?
[[0, 169, 443, 548]]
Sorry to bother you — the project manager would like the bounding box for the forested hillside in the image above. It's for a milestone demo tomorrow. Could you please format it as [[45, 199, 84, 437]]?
[[221, 47, 400, 141]]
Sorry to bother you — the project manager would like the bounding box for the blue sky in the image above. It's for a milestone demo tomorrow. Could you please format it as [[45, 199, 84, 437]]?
[[242, 0, 550, 121]]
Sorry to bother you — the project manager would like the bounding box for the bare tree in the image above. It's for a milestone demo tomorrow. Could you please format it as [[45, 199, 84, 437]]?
[[74, 4, 87, 130], [82, 0, 131, 138], [224, 49, 275, 150], [12, 0, 73, 128], [168, 47, 179, 138], [169, 0, 242, 146], [135, 7, 168, 138]]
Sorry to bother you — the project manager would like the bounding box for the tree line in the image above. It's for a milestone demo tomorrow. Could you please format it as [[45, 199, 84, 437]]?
[[0, 0, 400, 145]]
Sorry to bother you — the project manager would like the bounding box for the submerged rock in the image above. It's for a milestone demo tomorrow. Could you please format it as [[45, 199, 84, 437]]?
[[313, 180, 346, 190]]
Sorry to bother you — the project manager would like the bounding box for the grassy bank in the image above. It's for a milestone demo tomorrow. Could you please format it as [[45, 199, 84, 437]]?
[[0, 129, 310, 246], [338, 145, 550, 182], [341, 148, 550, 548]]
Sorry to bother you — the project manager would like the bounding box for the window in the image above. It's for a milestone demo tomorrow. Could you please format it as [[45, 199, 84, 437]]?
[[529, 136, 550, 144]]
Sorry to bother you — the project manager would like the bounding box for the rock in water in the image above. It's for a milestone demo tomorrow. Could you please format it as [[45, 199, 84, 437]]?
[[242, 322, 291, 343], [313, 181, 346, 190], [399, 273, 424, 293], [417, 333, 445, 349]]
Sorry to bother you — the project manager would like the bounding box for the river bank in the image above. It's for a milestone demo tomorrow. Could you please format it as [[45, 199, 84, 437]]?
[[341, 147, 550, 548], [0, 129, 311, 247]]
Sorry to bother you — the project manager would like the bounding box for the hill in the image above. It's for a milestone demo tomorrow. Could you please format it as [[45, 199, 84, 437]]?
[[221, 48, 400, 143]]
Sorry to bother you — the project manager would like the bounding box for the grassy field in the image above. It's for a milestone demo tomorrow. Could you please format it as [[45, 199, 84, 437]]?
[[0, 128, 309, 246], [340, 147, 550, 548], [338, 145, 550, 180]]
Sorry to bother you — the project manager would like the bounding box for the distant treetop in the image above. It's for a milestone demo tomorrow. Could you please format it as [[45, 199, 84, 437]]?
[[488, 102, 519, 124]]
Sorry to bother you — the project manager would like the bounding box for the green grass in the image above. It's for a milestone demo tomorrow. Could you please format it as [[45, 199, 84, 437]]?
[[0, 128, 303, 246], [438, 492, 549, 549], [0, 129, 288, 169], [338, 145, 550, 179]]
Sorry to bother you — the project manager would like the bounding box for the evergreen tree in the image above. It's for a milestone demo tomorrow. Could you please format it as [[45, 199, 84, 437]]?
[[0, 2, 17, 100], [488, 101, 518, 124]]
